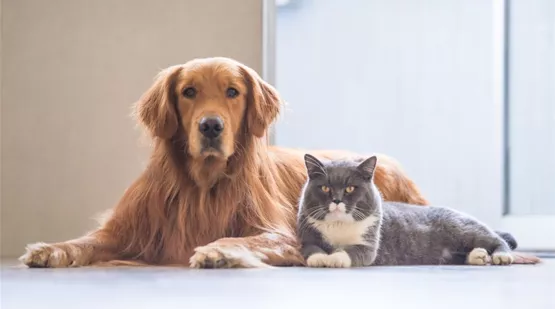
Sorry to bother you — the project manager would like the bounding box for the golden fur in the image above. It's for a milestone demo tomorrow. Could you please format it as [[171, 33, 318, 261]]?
[[19, 57, 538, 268]]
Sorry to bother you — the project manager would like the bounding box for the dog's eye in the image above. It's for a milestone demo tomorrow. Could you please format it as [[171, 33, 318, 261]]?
[[182, 87, 197, 98], [226, 87, 239, 98]]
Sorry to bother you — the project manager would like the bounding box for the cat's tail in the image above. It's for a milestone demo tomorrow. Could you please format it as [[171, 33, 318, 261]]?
[[495, 231, 542, 264], [495, 230, 518, 250]]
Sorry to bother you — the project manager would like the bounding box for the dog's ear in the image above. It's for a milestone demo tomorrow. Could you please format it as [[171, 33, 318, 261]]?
[[240, 65, 282, 138], [135, 66, 182, 139]]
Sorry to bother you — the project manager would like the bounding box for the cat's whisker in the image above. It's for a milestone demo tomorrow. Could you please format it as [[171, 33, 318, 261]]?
[[298, 207, 327, 230], [315, 210, 327, 219], [351, 208, 365, 221], [306, 206, 325, 217], [297, 208, 327, 236]]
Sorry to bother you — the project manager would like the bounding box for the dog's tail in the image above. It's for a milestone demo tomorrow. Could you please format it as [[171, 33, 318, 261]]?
[[495, 230, 518, 250]]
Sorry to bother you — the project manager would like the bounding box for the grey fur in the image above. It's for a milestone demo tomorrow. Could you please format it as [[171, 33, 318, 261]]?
[[297, 154, 514, 266]]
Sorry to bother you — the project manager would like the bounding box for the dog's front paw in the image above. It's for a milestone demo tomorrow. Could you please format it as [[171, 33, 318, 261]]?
[[190, 243, 269, 269], [466, 248, 490, 266], [19, 242, 85, 268], [492, 251, 514, 266]]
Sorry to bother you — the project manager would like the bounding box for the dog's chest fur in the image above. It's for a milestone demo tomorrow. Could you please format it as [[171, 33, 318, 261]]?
[[307, 216, 379, 248]]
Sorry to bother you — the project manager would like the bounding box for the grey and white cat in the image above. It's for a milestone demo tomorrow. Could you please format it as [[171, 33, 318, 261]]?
[[297, 154, 516, 268]]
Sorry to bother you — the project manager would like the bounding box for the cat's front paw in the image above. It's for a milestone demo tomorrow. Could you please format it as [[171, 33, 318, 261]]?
[[306, 251, 352, 268], [466, 248, 490, 266], [492, 251, 514, 266], [306, 253, 330, 267], [325, 251, 352, 268]]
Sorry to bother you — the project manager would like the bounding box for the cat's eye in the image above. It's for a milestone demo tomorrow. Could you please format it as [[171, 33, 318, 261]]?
[[321, 185, 330, 193], [345, 186, 355, 193]]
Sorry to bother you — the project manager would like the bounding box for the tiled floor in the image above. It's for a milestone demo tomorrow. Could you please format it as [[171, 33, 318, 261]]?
[[1, 259, 554, 309]]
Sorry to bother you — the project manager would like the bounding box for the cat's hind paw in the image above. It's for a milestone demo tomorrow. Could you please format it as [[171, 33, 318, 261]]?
[[466, 248, 490, 266], [492, 251, 514, 266]]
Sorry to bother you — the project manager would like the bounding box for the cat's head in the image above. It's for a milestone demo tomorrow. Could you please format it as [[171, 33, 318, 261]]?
[[301, 154, 381, 223]]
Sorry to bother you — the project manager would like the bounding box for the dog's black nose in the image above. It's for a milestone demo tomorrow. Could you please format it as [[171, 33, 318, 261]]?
[[333, 199, 341, 204], [199, 117, 224, 139]]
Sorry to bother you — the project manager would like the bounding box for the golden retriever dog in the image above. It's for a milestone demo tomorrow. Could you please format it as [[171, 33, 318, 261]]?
[[20, 57, 538, 268]]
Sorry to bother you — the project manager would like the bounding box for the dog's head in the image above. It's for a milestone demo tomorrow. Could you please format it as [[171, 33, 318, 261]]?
[[136, 57, 281, 160]]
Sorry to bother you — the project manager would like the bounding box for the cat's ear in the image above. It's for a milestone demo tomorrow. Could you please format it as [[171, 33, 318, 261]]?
[[357, 156, 378, 181], [304, 154, 326, 179]]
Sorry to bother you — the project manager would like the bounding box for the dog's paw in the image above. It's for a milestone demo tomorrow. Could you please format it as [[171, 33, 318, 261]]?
[[306, 253, 330, 268], [190, 243, 270, 269], [325, 251, 352, 268], [492, 251, 514, 266], [19, 242, 83, 268], [466, 248, 490, 266]]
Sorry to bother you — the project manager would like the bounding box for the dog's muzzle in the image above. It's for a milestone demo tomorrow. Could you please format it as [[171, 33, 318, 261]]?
[[199, 116, 223, 154], [199, 116, 223, 139]]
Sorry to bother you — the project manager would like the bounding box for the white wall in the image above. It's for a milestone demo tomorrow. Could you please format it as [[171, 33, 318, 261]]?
[[508, 0, 555, 215], [275, 0, 505, 226]]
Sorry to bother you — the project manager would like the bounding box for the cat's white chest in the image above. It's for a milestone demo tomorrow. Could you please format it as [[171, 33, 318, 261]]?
[[308, 215, 379, 248]]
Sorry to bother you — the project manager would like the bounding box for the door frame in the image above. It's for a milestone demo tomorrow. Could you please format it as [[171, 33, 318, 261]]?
[[262, 0, 277, 145], [495, 0, 555, 250]]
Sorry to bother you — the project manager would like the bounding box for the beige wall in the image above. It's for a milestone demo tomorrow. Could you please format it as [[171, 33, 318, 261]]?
[[0, 0, 263, 258]]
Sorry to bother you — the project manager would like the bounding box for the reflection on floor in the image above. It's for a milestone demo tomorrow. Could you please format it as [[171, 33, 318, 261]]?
[[1, 258, 554, 309]]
